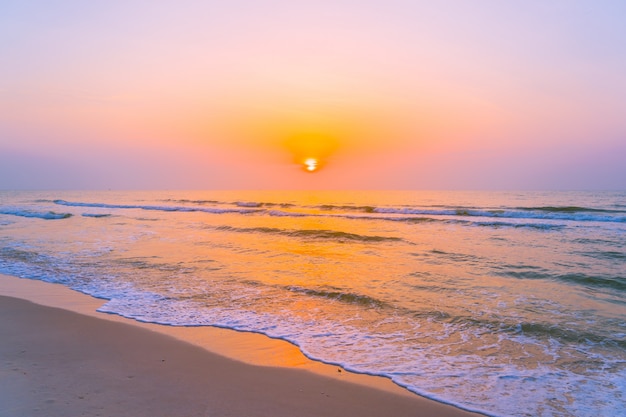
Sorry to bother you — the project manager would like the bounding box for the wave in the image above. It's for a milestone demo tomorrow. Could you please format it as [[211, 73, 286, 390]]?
[[583, 251, 626, 261], [374, 206, 626, 223], [470, 221, 564, 230], [163, 199, 295, 209], [388, 216, 439, 223], [374, 207, 468, 216], [510, 321, 626, 349], [558, 273, 626, 291], [235, 201, 262, 207], [407, 217, 562, 230], [216, 225, 402, 243], [290, 229, 401, 242], [161, 199, 220, 205], [0, 208, 72, 220], [496, 266, 626, 291], [0, 246, 43, 263], [50, 198, 626, 226], [446, 314, 626, 350], [286, 285, 389, 308], [428, 249, 484, 263], [267, 210, 309, 217], [82, 213, 112, 218], [317, 204, 377, 213], [234, 201, 295, 208], [54, 200, 260, 215], [519, 206, 626, 214]]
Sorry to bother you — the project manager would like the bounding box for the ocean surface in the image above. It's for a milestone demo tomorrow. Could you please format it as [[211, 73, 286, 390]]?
[[1, 190, 625, 416]]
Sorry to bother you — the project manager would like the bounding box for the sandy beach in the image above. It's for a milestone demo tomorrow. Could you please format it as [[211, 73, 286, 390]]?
[[0, 274, 481, 417]]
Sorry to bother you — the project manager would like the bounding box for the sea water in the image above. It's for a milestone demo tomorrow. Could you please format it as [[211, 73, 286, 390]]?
[[0, 190, 624, 417]]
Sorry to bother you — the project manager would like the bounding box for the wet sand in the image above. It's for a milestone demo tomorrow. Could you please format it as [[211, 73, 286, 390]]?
[[0, 274, 481, 417]]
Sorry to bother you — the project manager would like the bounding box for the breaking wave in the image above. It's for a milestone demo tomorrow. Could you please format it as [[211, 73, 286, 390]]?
[[0, 208, 72, 220], [54, 199, 259, 214]]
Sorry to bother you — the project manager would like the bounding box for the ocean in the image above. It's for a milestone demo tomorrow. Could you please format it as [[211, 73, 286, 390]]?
[[0, 190, 624, 416]]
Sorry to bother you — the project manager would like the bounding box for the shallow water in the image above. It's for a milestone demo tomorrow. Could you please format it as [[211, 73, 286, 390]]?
[[1, 190, 625, 416]]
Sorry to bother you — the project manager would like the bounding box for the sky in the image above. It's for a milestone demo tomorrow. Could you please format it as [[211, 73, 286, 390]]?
[[1, 0, 625, 190]]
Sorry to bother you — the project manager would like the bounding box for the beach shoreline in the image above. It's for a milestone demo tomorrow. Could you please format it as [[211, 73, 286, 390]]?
[[0, 273, 482, 417]]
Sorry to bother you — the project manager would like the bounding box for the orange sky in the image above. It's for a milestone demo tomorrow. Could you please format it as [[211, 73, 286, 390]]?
[[1, 1, 625, 189]]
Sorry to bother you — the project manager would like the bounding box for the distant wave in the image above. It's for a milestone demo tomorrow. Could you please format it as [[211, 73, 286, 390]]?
[[81, 213, 112, 218], [216, 225, 402, 243], [161, 199, 220, 205], [374, 207, 467, 216], [162, 199, 295, 209], [267, 210, 309, 217], [426, 249, 484, 264], [374, 206, 626, 223], [317, 204, 377, 213], [583, 251, 626, 261], [470, 221, 564, 230], [0, 208, 72, 220], [51, 199, 626, 226], [235, 201, 262, 207], [519, 206, 626, 214], [233, 201, 295, 208], [387, 216, 439, 223], [346, 213, 559, 232], [54, 200, 260, 215]]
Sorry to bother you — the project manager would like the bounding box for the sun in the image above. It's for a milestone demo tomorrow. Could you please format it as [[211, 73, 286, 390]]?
[[283, 131, 338, 174], [207, 86, 405, 175], [304, 158, 318, 172]]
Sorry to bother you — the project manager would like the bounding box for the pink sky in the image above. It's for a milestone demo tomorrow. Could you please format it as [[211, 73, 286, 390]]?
[[1, 1, 625, 190]]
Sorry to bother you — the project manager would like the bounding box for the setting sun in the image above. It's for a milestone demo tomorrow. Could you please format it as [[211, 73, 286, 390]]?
[[283, 131, 338, 173], [198, 78, 410, 179], [304, 158, 318, 172]]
